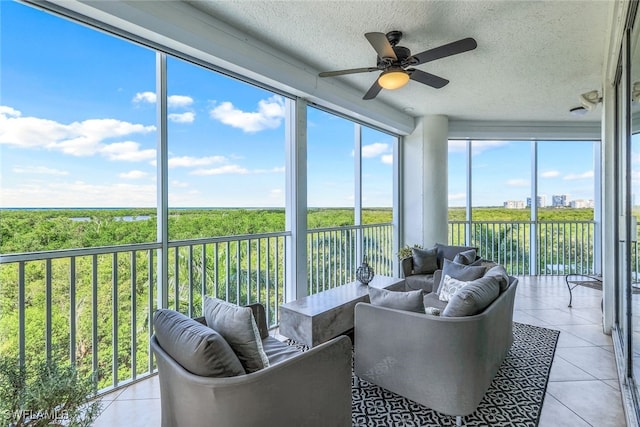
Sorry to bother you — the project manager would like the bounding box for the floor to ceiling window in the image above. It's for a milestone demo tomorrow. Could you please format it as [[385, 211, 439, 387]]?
[[448, 139, 598, 276]]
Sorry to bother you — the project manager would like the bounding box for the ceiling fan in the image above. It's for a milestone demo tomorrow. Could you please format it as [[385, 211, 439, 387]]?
[[318, 31, 477, 100]]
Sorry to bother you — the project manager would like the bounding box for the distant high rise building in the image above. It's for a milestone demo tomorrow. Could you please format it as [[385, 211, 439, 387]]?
[[526, 196, 547, 208], [569, 199, 594, 208], [552, 195, 568, 207], [504, 200, 526, 209]]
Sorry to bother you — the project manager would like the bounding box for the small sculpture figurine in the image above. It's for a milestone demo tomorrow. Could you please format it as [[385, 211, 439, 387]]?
[[356, 257, 375, 285]]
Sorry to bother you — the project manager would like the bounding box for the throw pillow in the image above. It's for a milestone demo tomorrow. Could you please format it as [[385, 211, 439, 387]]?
[[368, 287, 424, 313], [436, 259, 487, 296], [442, 275, 501, 317], [438, 275, 470, 302], [452, 248, 477, 265], [435, 243, 479, 268], [484, 265, 510, 292], [153, 309, 245, 377], [411, 246, 438, 274], [203, 296, 270, 373]]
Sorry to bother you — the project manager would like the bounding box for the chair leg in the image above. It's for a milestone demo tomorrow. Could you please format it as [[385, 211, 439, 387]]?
[[456, 415, 462, 427]]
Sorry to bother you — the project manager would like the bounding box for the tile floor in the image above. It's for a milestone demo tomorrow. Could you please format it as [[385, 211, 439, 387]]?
[[94, 275, 626, 426]]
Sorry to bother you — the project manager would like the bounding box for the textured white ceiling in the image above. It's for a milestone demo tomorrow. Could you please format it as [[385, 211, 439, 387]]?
[[187, 0, 609, 123]]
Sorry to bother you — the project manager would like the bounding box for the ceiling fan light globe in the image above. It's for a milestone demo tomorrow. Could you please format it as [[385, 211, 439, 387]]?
[[378, 70, 410, 90]]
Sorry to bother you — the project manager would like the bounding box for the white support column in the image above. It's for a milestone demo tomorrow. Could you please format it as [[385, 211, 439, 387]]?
[[156, 52, 168, 309], [422, 116, 449, 246], [285, 98, 308, 302], [402, 115, 448, 247], [354, 124, 363, 264], [530, 140, 538, 275]]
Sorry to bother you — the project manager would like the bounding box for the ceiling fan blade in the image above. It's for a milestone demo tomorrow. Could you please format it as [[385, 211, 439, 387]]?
[[363, 80, 383, 100], [365, 32, 397, 60], [408, 69, 449, 88], [319, 67, 379, 77], [412, 37, 477, 65]]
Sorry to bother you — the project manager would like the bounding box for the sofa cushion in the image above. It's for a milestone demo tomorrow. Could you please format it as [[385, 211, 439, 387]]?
[[484, 264, 510, 292], [412, 246, 438, 274], [453, 248, 477, 265], [436, 259, 486, 296], [435, 243, 479, 268], [153, 309, 245, 377], [439, 275, 471, 302], [405, 274, 436, 293], [442, 275, 501, 317], [423, 292, 448, 311], [203, 296, 270, 373], [369, 287, 424, 313], [262, 336, 302, 365]]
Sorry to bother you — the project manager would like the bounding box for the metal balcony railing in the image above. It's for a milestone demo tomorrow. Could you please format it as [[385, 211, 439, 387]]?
[[306, 223, 394, 295], [448, 220, 596, 275], [0, 223, 393, 394]]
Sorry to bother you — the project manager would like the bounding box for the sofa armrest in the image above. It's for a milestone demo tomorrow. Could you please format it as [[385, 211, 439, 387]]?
[[401, 257, 414, 277], [433, 269, 442, 292], [152, 334, 352, 427]]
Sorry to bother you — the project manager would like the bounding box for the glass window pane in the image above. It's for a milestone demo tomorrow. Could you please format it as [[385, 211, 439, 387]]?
[[166, 57, 286, 239], [307, 107, 354, 228], [361, 127, 393, 224]]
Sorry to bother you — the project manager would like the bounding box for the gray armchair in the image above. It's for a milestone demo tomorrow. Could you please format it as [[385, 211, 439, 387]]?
[[354, 276, 518, 425], [151, 304, 352, 427]]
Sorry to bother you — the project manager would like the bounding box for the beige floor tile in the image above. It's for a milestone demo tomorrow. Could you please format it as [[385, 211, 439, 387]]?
[[116, 375, 161, 400], [555, 346, 618, 380], [546, 380, 625, 427], [557, 324, 614, 346], [556, 330, 598, 348], [538, 394, 590, 427], [93, 399, 161, 427], [521, 308, 597, 326], [549, 356, 597, 382]]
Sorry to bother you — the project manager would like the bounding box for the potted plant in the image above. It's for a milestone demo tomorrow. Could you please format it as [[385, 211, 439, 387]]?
[[0, 357, 102, 427], [397, 244, 423, 260]]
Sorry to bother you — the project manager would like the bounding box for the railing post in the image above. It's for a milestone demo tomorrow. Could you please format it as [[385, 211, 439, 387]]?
[[355, 124, 363, 265], [530, 140, 538, 275], [285, 97, 308, 302], [465, 139, 472, 246], [156, 52, 169, 309]]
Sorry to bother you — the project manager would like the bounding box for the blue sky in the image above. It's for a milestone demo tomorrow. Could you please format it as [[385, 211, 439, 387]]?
[[0, 1, 594, 210], [448, 140, 596, 207], [0, 1, 394, 208]]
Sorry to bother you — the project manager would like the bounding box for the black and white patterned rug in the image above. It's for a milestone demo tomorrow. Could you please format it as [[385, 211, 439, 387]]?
[[286, 322, 559, 427]]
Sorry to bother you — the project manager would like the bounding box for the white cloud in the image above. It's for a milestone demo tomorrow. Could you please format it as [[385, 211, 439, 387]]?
[[168, 155, 227, 168], [381, 154, 393, 165], [507, 179, 529, 187], [0, 181, 156, 208], [362, 143, 390, 158], [564, 170, 594, 180], [0, 106, 156, 160], [12, 166, 68, 175], [168, 95, 193, 108], [170, 180, 189, 188], [541, 170, 561, 178], [209, 95, 285, 133], [168, 112, 195, 123], [101, 141, 156, 162], [448, 192, 466, 201], [132, 91, 156, 104], [449, 140, 509, 155], [191, 164, 250, 175], [119, 170, 149, 179], [189, 165, 283, 176]]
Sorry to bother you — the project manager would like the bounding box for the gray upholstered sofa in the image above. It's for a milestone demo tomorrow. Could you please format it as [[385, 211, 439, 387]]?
[[402, 243, 479, 293], [151, 303, 352, 427], [354, 271, 518, 425]]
